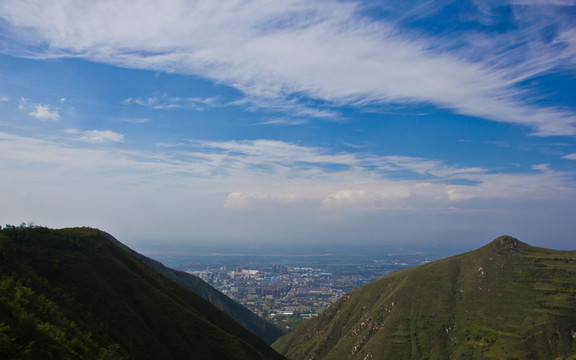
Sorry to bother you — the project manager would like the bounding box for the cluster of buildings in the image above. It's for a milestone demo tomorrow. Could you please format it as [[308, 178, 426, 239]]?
[[189, 264, 382, 323], [172, 249, 436, 331]]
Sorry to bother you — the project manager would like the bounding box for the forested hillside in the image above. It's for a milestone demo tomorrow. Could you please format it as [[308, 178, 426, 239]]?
[[0, 225, 286, 360]]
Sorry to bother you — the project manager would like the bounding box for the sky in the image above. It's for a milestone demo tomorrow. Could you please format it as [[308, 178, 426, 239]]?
[[0, 0, 575, 251]]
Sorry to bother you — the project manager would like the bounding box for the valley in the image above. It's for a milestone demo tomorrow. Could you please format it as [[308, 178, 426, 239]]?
[[142, 247, 439, 332], [2, 225, 575, 359]]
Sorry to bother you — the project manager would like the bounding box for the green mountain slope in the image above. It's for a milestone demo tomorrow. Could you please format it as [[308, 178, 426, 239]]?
[[105, 233, 283, 344], [0, 225, 286, 360], [273, 236, 576, 360]]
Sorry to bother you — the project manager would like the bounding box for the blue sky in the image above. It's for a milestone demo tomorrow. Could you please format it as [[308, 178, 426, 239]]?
[[0, 0, 575, 250]]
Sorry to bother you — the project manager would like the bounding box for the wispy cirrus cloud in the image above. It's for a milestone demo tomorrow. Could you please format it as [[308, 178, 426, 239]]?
[[173, 139, 576, 211], [1, 131, 575, 243], [508, 0, 576, 6], [233, 97, 341, 120], [2, 132, 573, 209], [65, 129, 125, 143], [110, 116, 150, 124], [255, 117, 309, 126], [123, 94, 220, 111], [1, 0, 575, 135]]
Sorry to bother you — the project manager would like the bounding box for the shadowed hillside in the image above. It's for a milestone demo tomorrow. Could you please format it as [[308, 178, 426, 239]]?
[[0, 225, 286, 360], [273, 236, 576, 360], [105, 233, 283, 344]]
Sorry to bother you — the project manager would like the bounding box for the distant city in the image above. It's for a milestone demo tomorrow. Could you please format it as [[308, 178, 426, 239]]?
[[144, 246, 442, 331]]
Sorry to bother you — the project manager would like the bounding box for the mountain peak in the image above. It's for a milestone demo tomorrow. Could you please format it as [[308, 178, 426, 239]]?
[[273, 236, 576, 359], [485, 235, 524, 255]]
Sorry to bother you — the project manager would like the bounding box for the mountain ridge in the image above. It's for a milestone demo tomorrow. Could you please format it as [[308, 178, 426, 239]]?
[[102, 231, 283, 344], [273, 236, 576, 359], [0, 225, 286, 360]]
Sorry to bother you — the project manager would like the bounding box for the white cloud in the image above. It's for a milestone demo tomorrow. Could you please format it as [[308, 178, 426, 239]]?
[[531, 163, 551, 172], [1, 131, 575, 245], [80, 130, 124, 143], [256, 117, 309, 126], [1, 0, 575, 135], [177, 139, 576, 212], [317, 165, 576, 212], [110, 116, 150, 124], [321, 188, 411, 211], [0, 96, 8, 102], [230, 96, 341, 120], [562, 153, 576, 160], [28, 104, 60, 121], [18, 98, 26, 111], [123, 94, 220, 111], [66, 129, 125, 143], [3, 132, 573, 211], [224, 192, 297, 208]]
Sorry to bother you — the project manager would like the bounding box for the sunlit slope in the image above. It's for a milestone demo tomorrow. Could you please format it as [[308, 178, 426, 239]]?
[[273, 236, 576, 360], [0, 226, 286, 360]]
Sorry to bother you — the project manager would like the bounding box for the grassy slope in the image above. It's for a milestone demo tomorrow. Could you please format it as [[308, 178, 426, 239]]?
[[106, 233, 284, 344], [273, 236, 576, 360], [0, 226, 286, 360]]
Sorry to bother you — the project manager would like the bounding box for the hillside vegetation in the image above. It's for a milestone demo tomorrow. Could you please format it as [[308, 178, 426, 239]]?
[[273, 236, 576, 360], [0, 225, 286, 360], [106, 233, 283, 344]]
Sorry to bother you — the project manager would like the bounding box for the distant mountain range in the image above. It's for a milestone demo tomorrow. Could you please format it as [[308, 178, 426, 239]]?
[[273, 236, 576, 359], [0, 225, 286, 360]]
